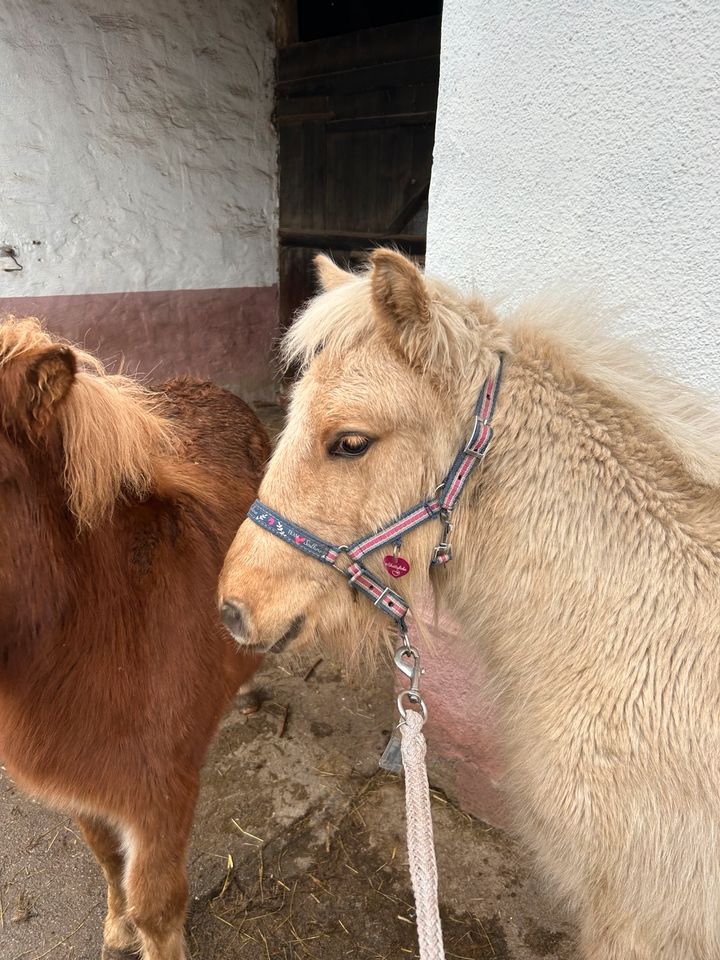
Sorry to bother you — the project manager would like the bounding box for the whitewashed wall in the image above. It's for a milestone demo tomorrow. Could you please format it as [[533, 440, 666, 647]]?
[[0, 0, 277, 296], [427, 0, 720, 394]]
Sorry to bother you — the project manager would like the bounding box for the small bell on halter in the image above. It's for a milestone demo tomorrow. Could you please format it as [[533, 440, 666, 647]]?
[[383, 540, 410, 578]]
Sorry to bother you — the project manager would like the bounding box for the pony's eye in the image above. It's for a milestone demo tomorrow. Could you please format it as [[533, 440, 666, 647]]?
[[328, 434, 373, 459]]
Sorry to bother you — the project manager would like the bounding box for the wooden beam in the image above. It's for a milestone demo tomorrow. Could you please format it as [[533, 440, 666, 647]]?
[[278, 16, 442, 81], [386, 182, 430, 235], [326, 112, 435, 132], [277, 55, 439, 99], [279, 228, 426, 255], [276, 84, 439, 122]]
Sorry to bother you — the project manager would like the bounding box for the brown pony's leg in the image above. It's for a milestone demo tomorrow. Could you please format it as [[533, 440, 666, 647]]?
[[124, 805, 194, 960], [76, 815, 139, 958]]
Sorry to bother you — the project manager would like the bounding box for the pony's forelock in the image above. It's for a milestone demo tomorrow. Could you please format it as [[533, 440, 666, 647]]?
[[281, 271, 374, 372], [0, 315, 107, 380], [281, 264, 505, 383]]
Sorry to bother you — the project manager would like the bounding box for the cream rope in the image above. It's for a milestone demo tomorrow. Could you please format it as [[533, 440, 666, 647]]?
[[400, 710, 446, 960]]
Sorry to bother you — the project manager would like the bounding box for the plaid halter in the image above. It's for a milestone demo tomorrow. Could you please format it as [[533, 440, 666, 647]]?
[[248, 355, 504, 629]]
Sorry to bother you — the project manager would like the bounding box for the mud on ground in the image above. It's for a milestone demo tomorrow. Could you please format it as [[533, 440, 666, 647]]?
[[0, 656, 577, 959]]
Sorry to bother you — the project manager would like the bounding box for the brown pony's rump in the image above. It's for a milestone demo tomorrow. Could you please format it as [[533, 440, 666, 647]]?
[[0, 317, 270, 960]]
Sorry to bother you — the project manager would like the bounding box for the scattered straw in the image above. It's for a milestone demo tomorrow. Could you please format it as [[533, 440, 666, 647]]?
[[217, 854, 234, 900], [231, 819, 264, 844]]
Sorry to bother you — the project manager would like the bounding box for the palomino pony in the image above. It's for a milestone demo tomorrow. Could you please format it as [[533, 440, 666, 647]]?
[[220, 251, 720, 960], [0, 317, 269, 960]]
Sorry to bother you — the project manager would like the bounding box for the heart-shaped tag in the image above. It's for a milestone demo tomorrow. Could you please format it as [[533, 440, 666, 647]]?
[[294, 535, 306, 544], [383, 555, 410, 578]]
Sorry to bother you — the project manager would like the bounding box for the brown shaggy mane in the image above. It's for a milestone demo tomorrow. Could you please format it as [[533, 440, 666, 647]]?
[[0, 316, 180, 527]]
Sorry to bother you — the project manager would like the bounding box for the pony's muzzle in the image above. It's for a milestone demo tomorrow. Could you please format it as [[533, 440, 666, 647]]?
[[220, 598, 249, 642]]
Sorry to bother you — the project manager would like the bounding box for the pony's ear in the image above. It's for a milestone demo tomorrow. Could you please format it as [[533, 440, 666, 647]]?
[[370, 249, 434, 366], [314, 254, 352, 292], [24, 346, 76, 426], [370, 249, 431, 329]]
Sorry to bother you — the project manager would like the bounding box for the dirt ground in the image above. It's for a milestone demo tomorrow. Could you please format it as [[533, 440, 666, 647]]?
[[0, 654, 578, 960]]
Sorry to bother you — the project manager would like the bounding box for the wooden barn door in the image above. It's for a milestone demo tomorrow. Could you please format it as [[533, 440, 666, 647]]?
[[276, 3, 442, 331]]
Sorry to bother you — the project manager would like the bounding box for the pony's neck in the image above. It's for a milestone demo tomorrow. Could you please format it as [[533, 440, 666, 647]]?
[[0, 492, 75, 678], [440, 328, 720, 676]]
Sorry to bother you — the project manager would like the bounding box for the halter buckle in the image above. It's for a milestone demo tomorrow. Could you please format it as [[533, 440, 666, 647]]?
[[432, 542, 453, 564], [373, 586, 392, 607], [463, 419, 493, 458]]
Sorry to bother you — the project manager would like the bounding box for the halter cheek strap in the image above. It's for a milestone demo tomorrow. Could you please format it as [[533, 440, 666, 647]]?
[[247, 354, 504, 629]]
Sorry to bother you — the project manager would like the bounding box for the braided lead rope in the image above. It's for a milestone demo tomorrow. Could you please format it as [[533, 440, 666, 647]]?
[[400, 710, 446, 960]]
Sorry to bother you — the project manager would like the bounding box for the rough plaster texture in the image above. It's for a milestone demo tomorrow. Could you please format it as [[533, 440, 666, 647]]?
[[0, 0, 277, 296], [423, 0, 720, 823], [427, 0, 720, 395]]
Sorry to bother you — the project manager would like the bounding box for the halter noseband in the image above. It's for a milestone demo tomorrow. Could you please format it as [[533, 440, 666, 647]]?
[[247, 354, 504, 632]]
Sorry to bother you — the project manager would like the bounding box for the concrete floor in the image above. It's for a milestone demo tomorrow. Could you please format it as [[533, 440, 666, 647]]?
[[0, 654, 578, 960]]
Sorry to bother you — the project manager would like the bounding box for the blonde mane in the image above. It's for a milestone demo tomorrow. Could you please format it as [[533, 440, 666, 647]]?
[[0, 317, 179, 527], [505, 294, 720, 488], [282, 268, 720, 488]]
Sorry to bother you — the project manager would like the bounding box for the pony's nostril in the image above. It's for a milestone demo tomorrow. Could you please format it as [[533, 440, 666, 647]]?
[[220, 599, 247, 640]]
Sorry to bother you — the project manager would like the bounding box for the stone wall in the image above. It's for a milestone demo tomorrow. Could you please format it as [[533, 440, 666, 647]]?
[[0, 0, 278, 400]]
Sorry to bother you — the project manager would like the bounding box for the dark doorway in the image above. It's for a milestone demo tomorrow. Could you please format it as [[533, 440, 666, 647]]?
[[276, 1, 442, 331], [296, 0, 442, 42]]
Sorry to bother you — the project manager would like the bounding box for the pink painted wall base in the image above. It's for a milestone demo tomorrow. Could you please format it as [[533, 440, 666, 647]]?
[[0, 286, 279, 403]]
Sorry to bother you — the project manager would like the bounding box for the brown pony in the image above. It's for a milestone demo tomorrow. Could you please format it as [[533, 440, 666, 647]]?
[[0, 317, 269, 960]]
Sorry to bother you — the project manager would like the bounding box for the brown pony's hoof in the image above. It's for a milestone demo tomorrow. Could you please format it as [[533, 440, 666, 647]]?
[[102, 948, 140, 960], [236, 688, 261, 715]]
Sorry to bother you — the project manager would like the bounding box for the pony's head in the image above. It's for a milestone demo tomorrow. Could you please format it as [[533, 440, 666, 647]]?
[[219, 250, 508, 660], [0, 317, 177, 638]]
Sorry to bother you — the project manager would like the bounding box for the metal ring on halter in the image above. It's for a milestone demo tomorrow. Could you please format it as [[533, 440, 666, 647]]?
[[397, 689, 428, 722]]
